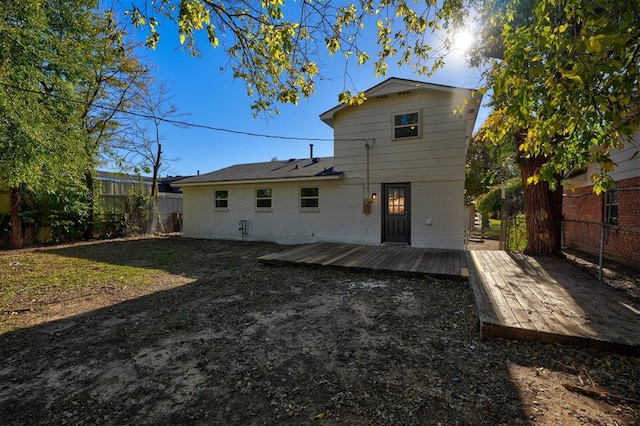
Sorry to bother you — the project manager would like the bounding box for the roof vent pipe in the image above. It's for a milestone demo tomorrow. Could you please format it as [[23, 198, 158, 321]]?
[[309, 143, 314, 159]]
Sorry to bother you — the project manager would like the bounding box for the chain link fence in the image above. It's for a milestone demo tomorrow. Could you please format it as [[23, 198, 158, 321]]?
[[561, 218, 640, 280], [563, 185, 640, 279], [498, 186, 639, 288]]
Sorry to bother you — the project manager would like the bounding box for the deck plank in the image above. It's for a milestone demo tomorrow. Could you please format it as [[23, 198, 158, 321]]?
[[467, 250, 640, 353], [259, 244, 640, 354], [465, 252, 500, 325]]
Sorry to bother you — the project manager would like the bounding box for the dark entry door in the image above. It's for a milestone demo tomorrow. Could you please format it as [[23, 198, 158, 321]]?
[[382, 183, 410, 244]]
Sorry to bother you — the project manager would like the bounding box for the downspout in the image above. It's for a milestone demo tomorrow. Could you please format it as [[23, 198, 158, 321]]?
[[365, 139, 375, 201], [365, 141, 370, 201]]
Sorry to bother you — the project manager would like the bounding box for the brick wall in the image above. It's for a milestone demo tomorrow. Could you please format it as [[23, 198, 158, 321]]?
[[183, 178, 467, 249], [563, 176, 640, 266]]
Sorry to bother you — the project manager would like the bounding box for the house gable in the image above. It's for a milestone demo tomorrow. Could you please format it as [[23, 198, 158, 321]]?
[[320, 78, 480, 182]]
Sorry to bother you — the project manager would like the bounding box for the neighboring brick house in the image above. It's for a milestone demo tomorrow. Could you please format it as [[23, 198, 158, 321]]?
[[563, 133, 640, 266], [176, 78, 481, 249]]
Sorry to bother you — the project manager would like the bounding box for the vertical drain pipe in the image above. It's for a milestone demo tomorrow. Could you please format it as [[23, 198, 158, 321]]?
[[365, 141, 370, 201]]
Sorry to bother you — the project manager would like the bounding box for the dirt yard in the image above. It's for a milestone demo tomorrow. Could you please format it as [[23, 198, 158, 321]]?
[[1, 236, 638, 425]]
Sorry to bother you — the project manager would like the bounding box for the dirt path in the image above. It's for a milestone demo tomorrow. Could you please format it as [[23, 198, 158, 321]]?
[[1, 237, 638, 424]]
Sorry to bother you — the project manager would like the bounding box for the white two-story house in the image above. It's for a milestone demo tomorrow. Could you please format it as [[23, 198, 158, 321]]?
[[176, 77, 481, 249]]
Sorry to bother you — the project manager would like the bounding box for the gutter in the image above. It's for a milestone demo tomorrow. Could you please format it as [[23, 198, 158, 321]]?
[[175, 174, 343, 187]]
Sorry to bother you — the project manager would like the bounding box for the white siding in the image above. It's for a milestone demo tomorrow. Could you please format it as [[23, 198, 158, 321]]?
[[329, 86, 471, 249], [610, 134, 640, 182], [332, 90, 470, 183], [568, 133, 640, 188]]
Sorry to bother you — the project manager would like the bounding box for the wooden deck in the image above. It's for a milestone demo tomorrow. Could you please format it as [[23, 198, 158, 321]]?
[[259, 243, 640, 354], [467, 250, 640, 355], [258, 242, 469, 279]]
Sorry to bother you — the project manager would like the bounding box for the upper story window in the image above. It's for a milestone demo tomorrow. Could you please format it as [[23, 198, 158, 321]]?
[[605, 190, 618, 226], [256, 188, 272, 209], [393, 111, 420, 139], [214, 190, 228, 209], [300, 187, 319, 208]]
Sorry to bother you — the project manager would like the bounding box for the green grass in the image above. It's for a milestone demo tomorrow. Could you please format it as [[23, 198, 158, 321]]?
[[0, 246, 171, 314], [481, 216, 528, 251], [488, 218, 501, 229], [506, 214, 528, 252], [152, 248, 183, 266]]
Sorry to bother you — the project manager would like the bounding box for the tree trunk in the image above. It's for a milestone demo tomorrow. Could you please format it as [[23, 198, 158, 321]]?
[[148, 141, 162, 234], [9, 187, 24, 249], [519, 155, 563, 256], [84, 171, 95, 240]]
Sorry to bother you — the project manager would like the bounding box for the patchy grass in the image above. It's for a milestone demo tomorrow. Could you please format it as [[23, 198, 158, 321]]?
[[0, 238, 182, 320]]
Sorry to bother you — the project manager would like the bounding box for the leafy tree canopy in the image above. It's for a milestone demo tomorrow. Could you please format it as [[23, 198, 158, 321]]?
[[465, 125, 519, 204], [475, 177, 523, 215], [0, 0, 104, 193], [476, 0, 640, 194], [128, 0, 468, 115]]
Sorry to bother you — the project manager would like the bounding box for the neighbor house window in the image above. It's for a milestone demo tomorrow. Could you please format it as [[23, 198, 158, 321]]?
[[214, 190, 228, 209], [300, 187, 319, 208], [256, 188, 272, 209], [393, 111, 420, 139], [605, 190, 618, 226]]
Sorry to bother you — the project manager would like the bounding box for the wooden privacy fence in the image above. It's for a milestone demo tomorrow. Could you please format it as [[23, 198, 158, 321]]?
[[98, 192, 183, 236]]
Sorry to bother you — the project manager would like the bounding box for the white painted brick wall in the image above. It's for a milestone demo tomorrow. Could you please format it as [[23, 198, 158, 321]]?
[[182, 180, 381, 245], [410, 180, 465, 249], [183, 178, 465, 249]]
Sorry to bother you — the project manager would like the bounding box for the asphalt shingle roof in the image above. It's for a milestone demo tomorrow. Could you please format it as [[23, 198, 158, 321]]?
[[174, 157, 341, 185]]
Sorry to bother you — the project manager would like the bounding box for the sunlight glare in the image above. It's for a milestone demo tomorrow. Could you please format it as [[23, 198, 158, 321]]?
[[454, 29, 475, 53]]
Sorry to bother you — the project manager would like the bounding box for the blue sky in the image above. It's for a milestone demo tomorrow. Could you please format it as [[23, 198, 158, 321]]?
[[128, 15, 488, 178]]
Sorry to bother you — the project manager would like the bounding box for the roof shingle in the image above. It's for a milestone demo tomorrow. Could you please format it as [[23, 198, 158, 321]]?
[[175, 157, 341, 185]]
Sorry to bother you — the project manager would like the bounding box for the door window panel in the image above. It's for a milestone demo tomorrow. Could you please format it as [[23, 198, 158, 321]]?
[[387, 187, 405, 215]]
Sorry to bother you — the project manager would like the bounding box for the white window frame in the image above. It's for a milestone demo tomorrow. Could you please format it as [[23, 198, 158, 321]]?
[[214, 189, 229, 211], [299, 187, 319, 211], [255, 188, 273, 211], [392, 111, 421, 140]]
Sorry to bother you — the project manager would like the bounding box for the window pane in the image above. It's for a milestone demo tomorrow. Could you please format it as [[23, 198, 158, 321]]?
[[301, 187, 318, 197], [387, 187, 405, 215], [301, 198, 319, 208], [606, 191, 618, 225], [215, 199, 228, 208], [256, 189, 272, 198], [215, 190, 228, 199], [394, 112, 419, 139], [256, 199, 272, 208], [394, 112, 419, 126], [394, 126, 419, 138]]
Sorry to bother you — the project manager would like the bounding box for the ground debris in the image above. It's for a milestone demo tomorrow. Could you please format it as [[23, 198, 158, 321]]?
[[563, 383, 640, 405], [0, 237, 638, 425]]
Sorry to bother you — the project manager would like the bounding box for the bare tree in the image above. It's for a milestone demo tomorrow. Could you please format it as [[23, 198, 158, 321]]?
[[113, 80, 186, 233]]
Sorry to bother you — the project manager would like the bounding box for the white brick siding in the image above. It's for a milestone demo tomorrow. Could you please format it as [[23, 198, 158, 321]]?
[[410, 180, 465, 249], [183, 179, 381, 245], [183, 178, 465, 249]]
